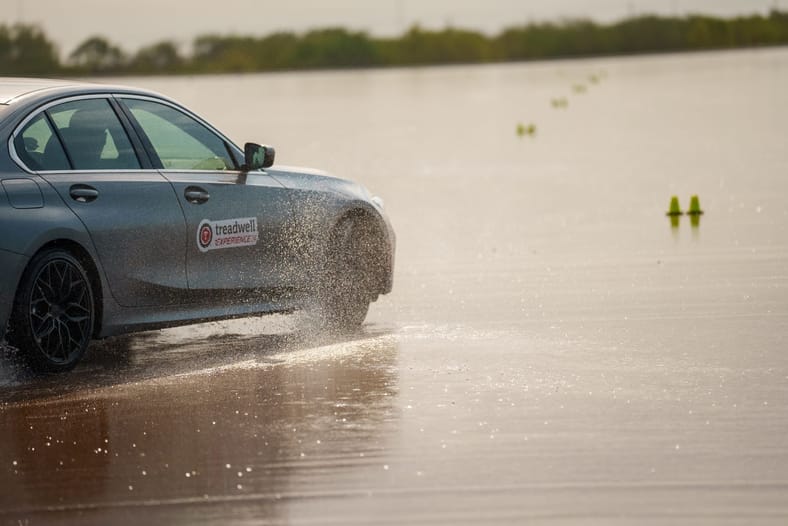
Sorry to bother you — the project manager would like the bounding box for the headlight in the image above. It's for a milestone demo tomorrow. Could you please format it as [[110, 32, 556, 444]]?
[[371, 196, 385, 210]]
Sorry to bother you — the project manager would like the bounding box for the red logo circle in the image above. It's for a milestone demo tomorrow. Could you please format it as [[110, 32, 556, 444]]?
[[199, 223, 213, 248]]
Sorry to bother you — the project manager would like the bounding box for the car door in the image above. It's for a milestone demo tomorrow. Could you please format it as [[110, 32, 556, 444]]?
[[116, 96, 297, 293], [17, 96, 188, 307]]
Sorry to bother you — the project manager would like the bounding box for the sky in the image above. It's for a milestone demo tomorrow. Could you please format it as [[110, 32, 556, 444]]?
[[2, 0, 781, 56]]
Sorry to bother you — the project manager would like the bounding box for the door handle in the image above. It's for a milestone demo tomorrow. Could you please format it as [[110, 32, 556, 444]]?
[[69, 184, 99, 203], [184, 186, 210, 204]]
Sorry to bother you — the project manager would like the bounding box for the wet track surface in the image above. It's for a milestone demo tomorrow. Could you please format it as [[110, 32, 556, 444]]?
[[2, 49, 788, 524]]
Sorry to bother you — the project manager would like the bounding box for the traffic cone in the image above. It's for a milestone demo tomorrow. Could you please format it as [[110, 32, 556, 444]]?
[[687, 195, 703, 215], [666, 196, 682, 216], [516, 123, 536, 137]]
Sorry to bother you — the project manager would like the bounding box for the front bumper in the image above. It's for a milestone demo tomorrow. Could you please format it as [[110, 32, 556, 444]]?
[[382, 218, 395, 294]]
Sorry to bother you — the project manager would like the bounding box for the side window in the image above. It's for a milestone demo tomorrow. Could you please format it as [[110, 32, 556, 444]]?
[[123, 99, 236, 171], [13, 113, 70, 171], [48, 99, 140, 170]]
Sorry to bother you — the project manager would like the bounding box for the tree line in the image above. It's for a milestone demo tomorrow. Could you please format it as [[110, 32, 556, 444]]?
[[2, 11, 788, 76]]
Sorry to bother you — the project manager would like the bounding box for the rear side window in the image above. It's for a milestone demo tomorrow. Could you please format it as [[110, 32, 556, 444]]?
[[13, 113, 70, 171], [48, 99, 141, 170]]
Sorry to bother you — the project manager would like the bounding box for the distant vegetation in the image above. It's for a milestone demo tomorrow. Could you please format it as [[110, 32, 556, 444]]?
[[2, 11, 788, 76]]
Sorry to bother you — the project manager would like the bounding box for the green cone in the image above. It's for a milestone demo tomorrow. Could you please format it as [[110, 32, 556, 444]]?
[[516, 123, 536, 137], [666, 196, 683, 216], [687, 195, 703, 215]]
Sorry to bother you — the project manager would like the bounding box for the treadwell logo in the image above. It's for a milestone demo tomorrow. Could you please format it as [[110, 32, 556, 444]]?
[[196, 217, 258, 252]]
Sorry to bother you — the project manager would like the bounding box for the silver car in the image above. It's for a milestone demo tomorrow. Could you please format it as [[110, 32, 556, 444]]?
[[0, 78, 394, 372]]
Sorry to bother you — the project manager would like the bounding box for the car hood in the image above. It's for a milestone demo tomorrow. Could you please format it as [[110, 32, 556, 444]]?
[[266, 165, 372, 203]]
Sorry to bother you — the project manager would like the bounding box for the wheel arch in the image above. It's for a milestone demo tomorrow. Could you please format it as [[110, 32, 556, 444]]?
[[330, 206, 393, 297]]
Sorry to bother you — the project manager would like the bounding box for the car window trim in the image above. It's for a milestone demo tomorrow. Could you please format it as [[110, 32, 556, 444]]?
[[42, 110, 74, 170], [113, 94, 245, 173], [8, 93, 152, 175], [107, 98, 155, 170]]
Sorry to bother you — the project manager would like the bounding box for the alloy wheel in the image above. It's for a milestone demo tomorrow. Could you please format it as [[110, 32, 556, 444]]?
[[28, 258, 93, 364]]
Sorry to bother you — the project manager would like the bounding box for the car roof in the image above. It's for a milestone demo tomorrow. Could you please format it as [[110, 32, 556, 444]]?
[[0, 77, 161, 105], [0, 78, 85, 104]]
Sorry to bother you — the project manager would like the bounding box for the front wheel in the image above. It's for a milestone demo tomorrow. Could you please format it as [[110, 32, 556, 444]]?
[[312, 219, 374, 334], [8, 249, 95, 372]]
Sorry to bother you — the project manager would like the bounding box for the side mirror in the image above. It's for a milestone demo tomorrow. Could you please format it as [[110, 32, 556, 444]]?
[[243, 142, 275, 171]]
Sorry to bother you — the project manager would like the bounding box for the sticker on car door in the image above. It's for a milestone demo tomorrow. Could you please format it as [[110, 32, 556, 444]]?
[[197, 217, 259, 252]]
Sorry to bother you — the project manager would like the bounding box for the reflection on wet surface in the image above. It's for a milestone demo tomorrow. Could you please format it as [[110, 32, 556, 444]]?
[[1, 319, 399, 523]]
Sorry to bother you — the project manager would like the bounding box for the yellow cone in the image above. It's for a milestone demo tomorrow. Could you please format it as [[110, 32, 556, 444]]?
[[666, 196, 682, 216], [687, 195, 703, 215]]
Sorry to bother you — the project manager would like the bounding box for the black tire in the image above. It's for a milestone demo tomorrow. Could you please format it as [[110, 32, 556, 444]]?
[[314, 219, 373, 333], [8, 249, 95, 372]]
